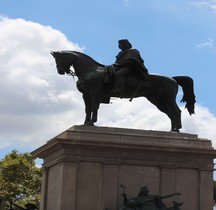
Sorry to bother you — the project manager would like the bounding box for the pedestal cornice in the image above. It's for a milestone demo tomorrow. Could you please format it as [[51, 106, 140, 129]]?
[[32, 126, 216, 170]]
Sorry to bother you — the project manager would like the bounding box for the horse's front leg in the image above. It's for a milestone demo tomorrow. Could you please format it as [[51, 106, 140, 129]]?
[[89, 91, 103, 125], [91, 102, 100, 124], [82, 93, 92, 125]]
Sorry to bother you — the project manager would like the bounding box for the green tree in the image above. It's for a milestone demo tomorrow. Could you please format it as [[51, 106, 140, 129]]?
[[0, 150, 41, 209]]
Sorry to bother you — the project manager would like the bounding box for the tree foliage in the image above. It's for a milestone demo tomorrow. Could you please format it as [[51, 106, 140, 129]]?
[[0, 150, 41, 209]]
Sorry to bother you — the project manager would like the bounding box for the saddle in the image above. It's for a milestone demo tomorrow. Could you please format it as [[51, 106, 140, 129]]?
[[97, 64, 149, 103]]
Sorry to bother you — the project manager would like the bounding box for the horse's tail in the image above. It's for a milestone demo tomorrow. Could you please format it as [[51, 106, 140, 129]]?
[[173, 76, 196, 115]]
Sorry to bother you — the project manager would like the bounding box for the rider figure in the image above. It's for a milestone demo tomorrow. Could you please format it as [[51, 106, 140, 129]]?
[[112, 39, 148, 94]]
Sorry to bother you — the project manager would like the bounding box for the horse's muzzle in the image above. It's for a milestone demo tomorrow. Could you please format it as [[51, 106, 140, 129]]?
[[56, 66, 66, 75]]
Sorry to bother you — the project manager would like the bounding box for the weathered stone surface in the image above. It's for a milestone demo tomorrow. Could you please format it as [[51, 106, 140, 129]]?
[[32, 126, 216, 210]]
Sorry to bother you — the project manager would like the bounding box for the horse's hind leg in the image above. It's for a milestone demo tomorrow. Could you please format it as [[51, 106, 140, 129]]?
[[157, 99, 182, 132], [165, 99, 182, 132], [147, 96, 181, 132]]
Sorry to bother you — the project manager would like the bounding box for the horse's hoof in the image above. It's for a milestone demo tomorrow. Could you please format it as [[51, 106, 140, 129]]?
[[84, 122, 94, 126], [171, 128, 180, 133]]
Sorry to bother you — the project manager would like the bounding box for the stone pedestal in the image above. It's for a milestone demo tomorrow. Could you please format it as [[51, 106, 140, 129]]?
[[31, 126, 216, 210]]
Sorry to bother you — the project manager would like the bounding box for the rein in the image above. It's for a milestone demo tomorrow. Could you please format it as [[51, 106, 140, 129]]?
[[68, 68, 76, 78], [129, 79, 143, 102]]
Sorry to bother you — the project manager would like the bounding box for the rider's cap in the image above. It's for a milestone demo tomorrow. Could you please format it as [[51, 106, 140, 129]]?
[[118, 39, 132, 48]]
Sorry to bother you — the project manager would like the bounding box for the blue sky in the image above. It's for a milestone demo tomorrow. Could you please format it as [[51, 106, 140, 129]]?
[[0, 0, 216, 160], [2, 0, 215, 110]]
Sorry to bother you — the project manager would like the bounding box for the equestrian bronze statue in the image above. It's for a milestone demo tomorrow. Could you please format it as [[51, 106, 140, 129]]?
[[51, 47, 195, 132]]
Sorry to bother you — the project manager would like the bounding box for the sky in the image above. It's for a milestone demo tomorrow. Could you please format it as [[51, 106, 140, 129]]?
[[0, 0, 216, 163]]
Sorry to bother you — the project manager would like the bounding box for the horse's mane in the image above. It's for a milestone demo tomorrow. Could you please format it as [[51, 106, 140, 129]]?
[[61, 50, 105, 67]]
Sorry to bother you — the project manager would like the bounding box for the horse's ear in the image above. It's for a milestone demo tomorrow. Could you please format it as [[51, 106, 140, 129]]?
[[50, 51, 55, 57]]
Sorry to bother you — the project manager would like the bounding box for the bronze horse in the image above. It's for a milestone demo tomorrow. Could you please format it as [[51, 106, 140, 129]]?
[[51, 51, 195, 132]]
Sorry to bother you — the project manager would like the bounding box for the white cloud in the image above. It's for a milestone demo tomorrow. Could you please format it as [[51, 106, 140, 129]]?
[[196, 38, 215, 50], [98, 98, 216, 147], [0, 17, 84, 147], [181, 105, 216, 146], [189, 0, 216, 10], [0, 17, 216, 153]]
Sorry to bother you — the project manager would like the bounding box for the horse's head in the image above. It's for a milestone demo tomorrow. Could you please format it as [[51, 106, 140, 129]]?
[[50, 51, 72, 75], [51, 50, 105, 77]]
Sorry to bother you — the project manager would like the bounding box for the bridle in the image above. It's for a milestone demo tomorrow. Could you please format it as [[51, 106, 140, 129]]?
[[56, 64, 77, 78], [68, 67, 76, 78]]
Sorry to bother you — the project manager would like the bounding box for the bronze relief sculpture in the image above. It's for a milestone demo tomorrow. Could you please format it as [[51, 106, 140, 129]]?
[[119, 185, 183, 210]]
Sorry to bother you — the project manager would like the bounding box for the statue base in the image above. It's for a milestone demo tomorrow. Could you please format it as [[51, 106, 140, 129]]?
[[32, 126, 216, 210]]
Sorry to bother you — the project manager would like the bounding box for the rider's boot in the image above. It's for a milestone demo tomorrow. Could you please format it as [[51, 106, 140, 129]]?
[[112, 75, 124, 94]]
